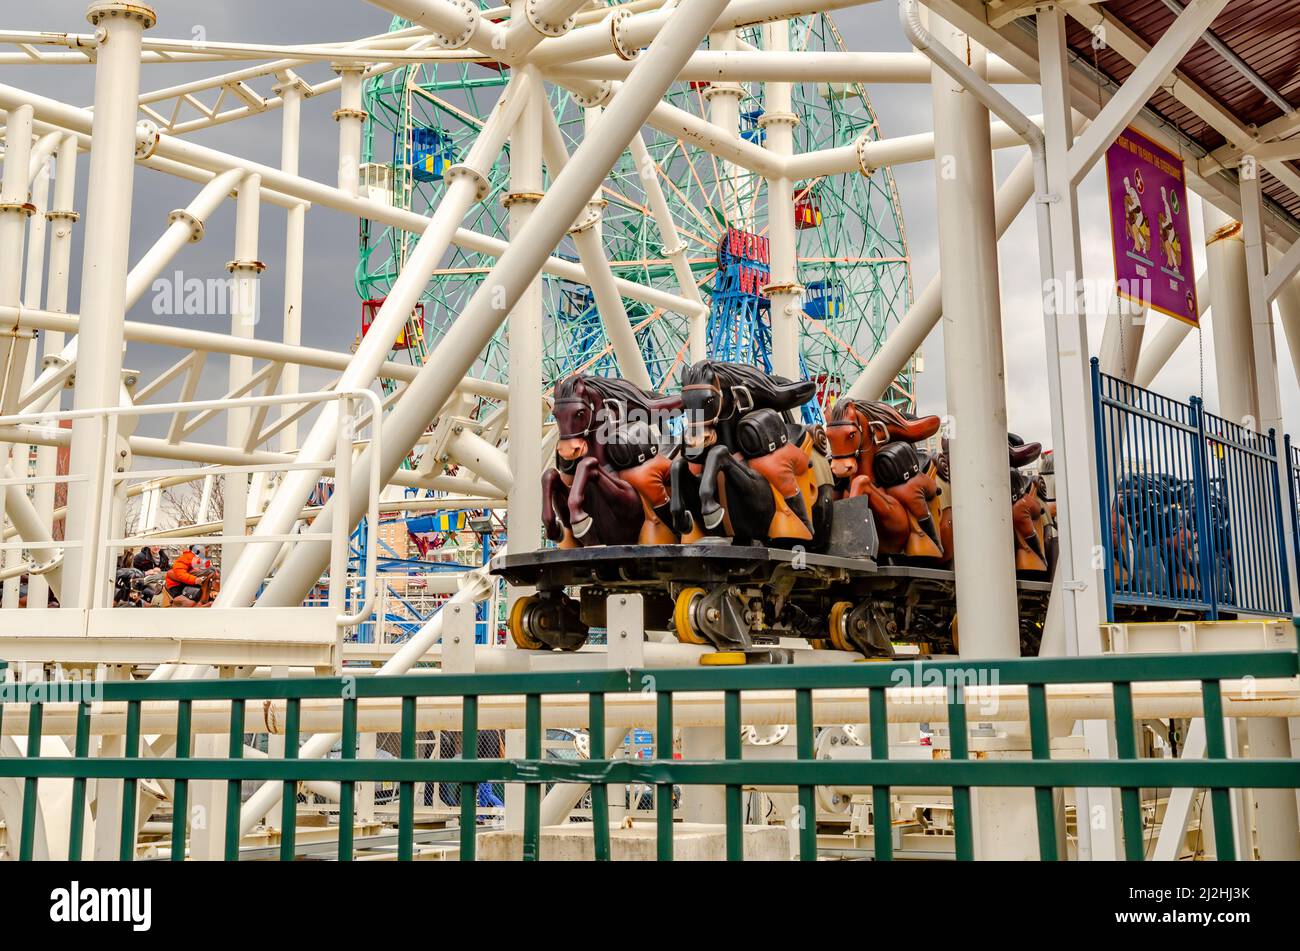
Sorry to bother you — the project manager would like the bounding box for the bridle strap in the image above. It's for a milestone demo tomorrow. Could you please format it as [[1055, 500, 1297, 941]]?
[[681, 382, 725, 429], [554, 396, 596, 440], [825, 418, 864, 459]]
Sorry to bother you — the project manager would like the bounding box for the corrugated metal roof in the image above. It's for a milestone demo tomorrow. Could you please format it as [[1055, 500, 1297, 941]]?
[[1063, 0, 1300, 220]]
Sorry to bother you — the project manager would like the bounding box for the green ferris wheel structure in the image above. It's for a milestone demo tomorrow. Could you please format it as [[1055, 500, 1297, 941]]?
[[355, 10, 916, 415]]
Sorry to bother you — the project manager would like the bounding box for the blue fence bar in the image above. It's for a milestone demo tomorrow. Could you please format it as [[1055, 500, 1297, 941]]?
[[1091, 358, 1292, 620]]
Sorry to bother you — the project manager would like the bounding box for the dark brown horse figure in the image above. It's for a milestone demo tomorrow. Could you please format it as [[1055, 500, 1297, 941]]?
[[933, 433, 1051, 573], [670, 360, 830, 546], [825, 398, 944, 558], [542, 374, 680, 547]]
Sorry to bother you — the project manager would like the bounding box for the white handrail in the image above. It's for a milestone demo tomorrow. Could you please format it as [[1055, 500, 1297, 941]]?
[[0, 388, 383, 630]]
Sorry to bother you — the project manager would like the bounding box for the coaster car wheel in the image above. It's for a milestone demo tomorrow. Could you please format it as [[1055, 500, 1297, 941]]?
[[508, 596, 546, 650], [673, 586, 710, 645], [509, 593, 589, 651], [827, 600, 854, 652]]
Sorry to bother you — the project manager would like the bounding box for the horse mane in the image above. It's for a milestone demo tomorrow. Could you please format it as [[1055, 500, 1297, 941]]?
[[833, 397, 912, 428], [554, 373, 669, 418], [683, 360, 811, 413]]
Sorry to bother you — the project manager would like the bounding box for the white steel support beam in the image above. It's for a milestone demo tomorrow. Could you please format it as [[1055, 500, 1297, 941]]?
[[62, 1, 153, 609], [763, 20, 801, 381], [786, 114, 1044, 180], [1035, 5, 1118, 861], [333, 66, 365, 199], [553, 49, 1030, 85], [1266, 236, 1300, 303], [276, 78, 307, 453], [1249, 716, 1300, 859], [1278, 276, 1300, 396], [1205, 204, 1259, 425], [1240, 172, 1284, 436], [28, 135, 76, 610], [251, 0, 735, 613], [506, 72, 543, 821], [526, 0, 867, 69], [366, 0, 507, 57], [224, 175, 261, 574], [0, 103, 34, 412], [1205, 198, 1300, 858], [0, 104, 34, 608], [1065, 0, 1231, 189], [4, 162, 49, 609], [918, 9, 1019, 660], [707, 29, 745, 227]]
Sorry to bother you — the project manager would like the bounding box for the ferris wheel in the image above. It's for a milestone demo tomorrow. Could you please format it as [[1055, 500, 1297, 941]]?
[[355, 9, 915, 415]]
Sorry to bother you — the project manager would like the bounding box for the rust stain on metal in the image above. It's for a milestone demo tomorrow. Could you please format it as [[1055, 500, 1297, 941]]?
[[1208, 221, 1243, 245]]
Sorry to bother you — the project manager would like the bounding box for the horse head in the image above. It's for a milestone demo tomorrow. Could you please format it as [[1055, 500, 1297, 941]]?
[[553, 373, 680, 471], [553, 375, 602, 473], [827, 400, 881, 481], [680, 360, 816, 462]]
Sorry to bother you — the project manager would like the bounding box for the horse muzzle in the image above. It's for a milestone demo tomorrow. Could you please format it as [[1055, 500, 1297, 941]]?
[[683, 425, 716, 461], [557, 437, 588, 462], [830, 457, 858, 480]]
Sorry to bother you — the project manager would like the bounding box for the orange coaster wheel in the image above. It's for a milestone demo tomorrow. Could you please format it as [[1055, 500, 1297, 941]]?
[[508, 595, 546, 650], [673, 587, 710, 645], [827, 601, 854, 652]]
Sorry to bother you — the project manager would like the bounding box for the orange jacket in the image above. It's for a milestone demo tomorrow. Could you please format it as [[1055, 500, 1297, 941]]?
[[165, 551, 201, 588]]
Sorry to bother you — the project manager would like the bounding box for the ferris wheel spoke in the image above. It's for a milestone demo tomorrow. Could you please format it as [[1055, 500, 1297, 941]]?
[[354, 13, 913, 413]]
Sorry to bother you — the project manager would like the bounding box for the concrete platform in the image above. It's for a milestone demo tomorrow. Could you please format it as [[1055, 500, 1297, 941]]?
[[478, 822, 791, 861]]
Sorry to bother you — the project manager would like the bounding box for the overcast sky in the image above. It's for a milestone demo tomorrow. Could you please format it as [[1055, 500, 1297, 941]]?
[[7, 1, 1299, 448]]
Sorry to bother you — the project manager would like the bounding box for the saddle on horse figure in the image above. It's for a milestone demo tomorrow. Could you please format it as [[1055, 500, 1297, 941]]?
[[605, 419, 678, 545]]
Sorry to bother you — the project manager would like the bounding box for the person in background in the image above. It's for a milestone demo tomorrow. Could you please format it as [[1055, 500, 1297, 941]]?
[[164, 548, 204, 606], [132, 544, 168, 574]]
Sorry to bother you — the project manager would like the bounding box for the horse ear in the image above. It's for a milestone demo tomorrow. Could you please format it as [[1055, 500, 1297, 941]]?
[[780, 379, 818, 406]]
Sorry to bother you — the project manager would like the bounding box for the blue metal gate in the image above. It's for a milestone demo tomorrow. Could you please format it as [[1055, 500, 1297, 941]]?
[[1091, 358, 1291, 620]]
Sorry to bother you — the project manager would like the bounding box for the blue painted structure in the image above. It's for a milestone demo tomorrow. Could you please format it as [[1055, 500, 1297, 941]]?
[[707, 227, 823, 424], [1091, 358, 1292, 621]]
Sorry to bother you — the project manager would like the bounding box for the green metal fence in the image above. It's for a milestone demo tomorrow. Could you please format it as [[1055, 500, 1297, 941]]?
[[1, 650, 1298, 861]]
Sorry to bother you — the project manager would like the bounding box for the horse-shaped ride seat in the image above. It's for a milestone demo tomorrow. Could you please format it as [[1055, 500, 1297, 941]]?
[[542, 374, 681, 548], [670, 360, 833, 547], [933, 433, 1053, 574], [826, 398, 944, 558]]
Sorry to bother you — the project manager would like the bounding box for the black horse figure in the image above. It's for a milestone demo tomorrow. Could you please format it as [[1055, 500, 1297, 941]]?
[[670, 360, 828, 545], [542, 373, 680, 547]]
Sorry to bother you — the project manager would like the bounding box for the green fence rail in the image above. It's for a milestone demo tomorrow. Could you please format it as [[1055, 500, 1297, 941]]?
[[1, 650, 1298, 861]]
